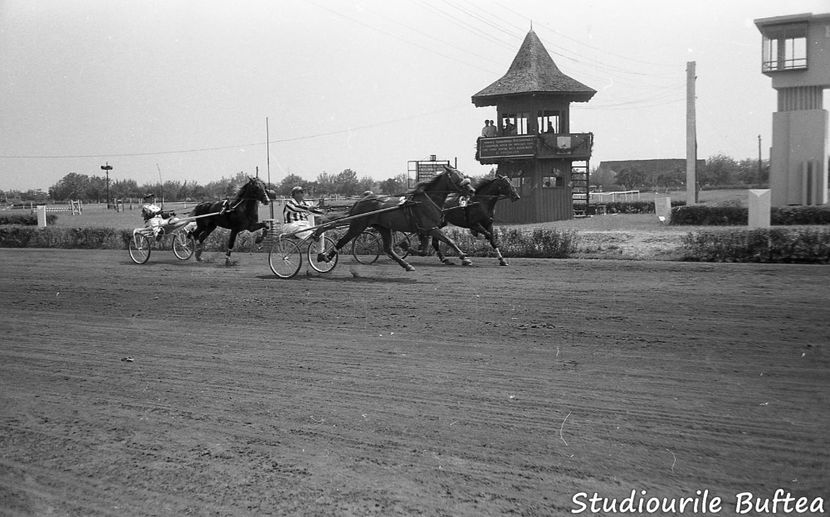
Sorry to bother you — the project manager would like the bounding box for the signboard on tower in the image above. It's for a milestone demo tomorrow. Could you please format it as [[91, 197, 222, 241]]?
[[407, 155, 451, 188]]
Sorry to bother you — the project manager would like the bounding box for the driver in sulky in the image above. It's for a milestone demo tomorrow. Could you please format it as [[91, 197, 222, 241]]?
[[282, 185, 323, 240], [141, 193, 176, 240]]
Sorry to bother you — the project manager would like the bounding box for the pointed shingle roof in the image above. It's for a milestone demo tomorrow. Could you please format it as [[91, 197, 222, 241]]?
[[472, 30, 595, 106]]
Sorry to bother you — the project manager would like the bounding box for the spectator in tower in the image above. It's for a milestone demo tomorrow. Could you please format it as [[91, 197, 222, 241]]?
[[503, 118, 516, 135], [481, 120, 498, 138]]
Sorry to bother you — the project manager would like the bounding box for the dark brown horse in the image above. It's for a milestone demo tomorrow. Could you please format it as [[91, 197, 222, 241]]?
[[319, 165, 476, 271], [419, 174, 520, 266], [190, 176, 272, 264]]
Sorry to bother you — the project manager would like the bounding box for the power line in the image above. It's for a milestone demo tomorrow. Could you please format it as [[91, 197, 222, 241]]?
[[0, 104, 470, 160], [307, 0, 501, 76]]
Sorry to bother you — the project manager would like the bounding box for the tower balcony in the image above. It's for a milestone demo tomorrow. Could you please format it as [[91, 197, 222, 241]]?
[[476, 132, 593, 164]]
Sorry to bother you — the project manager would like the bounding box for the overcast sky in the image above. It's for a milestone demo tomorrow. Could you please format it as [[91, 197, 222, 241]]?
[[1, 0, 827, 192]]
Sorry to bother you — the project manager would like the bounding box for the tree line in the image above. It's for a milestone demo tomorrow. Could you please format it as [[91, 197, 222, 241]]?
[[592, 155, 771, 191], [2, 169, 410, 203], [2, 153, 778, 203]]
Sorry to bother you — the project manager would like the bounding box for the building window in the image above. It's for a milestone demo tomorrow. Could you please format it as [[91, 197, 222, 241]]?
[[761, 23, 807, 72], [537, 110, 561, 134], [501, 113, 528, 135]]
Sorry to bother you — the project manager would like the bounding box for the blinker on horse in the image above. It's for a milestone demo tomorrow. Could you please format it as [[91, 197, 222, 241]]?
[[190, 177, 272, 265], [321, 165, 476, 272]]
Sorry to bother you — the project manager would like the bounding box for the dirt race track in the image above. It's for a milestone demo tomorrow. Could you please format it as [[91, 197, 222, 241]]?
[[1, 248, 828, 516]]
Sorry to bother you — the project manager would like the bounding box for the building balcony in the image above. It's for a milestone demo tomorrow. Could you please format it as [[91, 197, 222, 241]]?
[[476, 133, 593, 164]]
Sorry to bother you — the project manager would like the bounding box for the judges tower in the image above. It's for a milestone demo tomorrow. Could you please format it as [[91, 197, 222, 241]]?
[[472, 30, 595, 222]]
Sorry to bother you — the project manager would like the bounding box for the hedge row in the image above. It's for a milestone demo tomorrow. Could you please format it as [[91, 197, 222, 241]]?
[[598, 200, 686, 215], [0, 225, 577, 259], [437, 227, 575, 258], [0, 213, 58, 225], [0, 226, 264, 252], [681, 228, 830, 263], [671, 204, 830, 226]]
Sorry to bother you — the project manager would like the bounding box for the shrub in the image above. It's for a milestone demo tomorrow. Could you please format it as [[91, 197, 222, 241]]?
[[0, 213, 58, 225], [439, 227, 575, 258], [672, 204, 830, 226], [0, 225, 271, 252], [771, 205, 830, 225], [671, 205, 748, 225], [681, 228, 830, 263]]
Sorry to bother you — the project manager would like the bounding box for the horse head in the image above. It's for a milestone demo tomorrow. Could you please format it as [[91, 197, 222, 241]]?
[[239, 176, 270, 205], [495, 174, 520, 202], [441, 165, 475, 197]]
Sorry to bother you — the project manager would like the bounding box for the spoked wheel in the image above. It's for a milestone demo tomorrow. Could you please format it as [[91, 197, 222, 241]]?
[[393, 231, 412, 259], [128, 233, 152, 264], [308, 236, 339, 274], [172, 231, 196, 260], [268, 238, 303, 279], [351, 231, 381, 265]]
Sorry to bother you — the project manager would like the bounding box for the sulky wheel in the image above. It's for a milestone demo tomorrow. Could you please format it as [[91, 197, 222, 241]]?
[[172, 231, 196, 260], [393, 231, 412, 259], [351, 231, 381, 265], [128, 233, 152, 264], [268, 238, 302, 279], [307, 236, 339, 274]]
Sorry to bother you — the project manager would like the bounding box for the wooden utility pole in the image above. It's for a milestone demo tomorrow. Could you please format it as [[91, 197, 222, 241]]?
[[266, 117, 273, 219], [686, 61, 697, 205]]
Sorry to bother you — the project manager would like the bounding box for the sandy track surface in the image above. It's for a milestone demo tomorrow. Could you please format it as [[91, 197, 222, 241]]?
[[1, 249, 828, 516]]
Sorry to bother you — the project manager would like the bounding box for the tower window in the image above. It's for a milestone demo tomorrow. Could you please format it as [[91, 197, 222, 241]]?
[[537, 111, 561, 134], [761, 23, 807, 72]]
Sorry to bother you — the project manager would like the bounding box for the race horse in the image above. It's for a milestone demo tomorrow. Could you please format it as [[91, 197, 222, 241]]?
[[190, 176, 272, 264], [319, 165, 476, 271], [417, 174, 520, 266]]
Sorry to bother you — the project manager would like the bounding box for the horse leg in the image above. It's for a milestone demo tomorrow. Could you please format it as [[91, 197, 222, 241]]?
[[474, 222, 507, 266], [323, 223, 364, 262], [417, 233, 430, 256], [252, 222, 268, 246], [429, 229, 472, 266], [378, 227, 415, 271], [193, 228, 206, 261], [432, 235, 451, 264], [225, 230, 238, 265]]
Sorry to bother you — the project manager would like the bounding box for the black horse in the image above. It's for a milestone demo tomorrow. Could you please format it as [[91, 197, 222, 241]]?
[[190, 176, 272, 264], [320, 165, 476, 271], [418, 174, 520, 266]]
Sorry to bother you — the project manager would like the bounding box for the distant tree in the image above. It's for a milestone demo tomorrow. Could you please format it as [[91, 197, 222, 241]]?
[[49, 173, 90, 201], [86, 175, 107, 202], [20, 189, 48, 202], [379, 174, 407, 195], [655, 167, 685, 190], [590, 166, 617, 191], [615, 167, 646, 190], [315, 172, 336, 195], [701, 154, 738, 186], [357, 175, 375, 194], [277, 174, 307, 196], [110, 179, 139, 200], [736, 158, 769, 185], [334, 169, 359, 196]]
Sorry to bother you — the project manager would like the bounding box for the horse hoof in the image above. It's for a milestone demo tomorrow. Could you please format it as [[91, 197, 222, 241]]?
[[499, 261, 509, 266], [441, 259, 454, 265], [462, 260, 473, 266], [405, 265, 415, 272]]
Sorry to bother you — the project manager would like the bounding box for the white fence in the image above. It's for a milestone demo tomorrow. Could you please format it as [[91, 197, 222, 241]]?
[[590, 190, 641, 203]]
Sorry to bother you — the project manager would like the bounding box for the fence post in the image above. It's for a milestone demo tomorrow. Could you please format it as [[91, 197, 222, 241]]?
[[36, 205, 47, 228], [748, 189, 771, 229]]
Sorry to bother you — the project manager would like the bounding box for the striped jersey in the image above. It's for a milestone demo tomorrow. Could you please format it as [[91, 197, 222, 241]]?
[[283, 198, 313, 223]]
